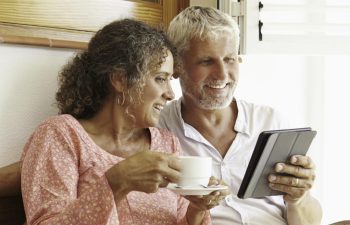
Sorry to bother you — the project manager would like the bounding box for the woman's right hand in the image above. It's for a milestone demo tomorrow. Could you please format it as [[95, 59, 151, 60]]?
[[105, 151, 181, 201]]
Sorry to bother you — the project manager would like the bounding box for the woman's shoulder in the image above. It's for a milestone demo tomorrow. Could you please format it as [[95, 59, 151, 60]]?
[[149, 127, 181, 154], [28, 114, 84, 146], [36, 114, 79, 131], [150, 127, 177, 140]]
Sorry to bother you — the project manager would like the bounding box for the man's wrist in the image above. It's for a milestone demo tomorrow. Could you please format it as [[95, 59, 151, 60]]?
[[286, 191, 310, 207]]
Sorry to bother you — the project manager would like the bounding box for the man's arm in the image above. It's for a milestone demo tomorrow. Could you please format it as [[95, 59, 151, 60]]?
[[0, 161, 21, 197], [268, 155, 322, 225], [286, 191, 322, 225]]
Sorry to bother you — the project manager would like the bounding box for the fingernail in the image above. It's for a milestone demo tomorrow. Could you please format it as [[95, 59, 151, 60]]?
[[276, 164, 283, 172], [269, 175, 276, 181], [291, 156, 298, 164], [213, 180, 219, 185]]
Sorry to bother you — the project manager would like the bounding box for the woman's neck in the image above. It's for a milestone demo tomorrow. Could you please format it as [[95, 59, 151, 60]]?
[[79, 100, 150, 157]]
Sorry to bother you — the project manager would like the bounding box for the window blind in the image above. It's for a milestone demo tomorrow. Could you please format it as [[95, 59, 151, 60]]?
[[247, 0, 350, 54]]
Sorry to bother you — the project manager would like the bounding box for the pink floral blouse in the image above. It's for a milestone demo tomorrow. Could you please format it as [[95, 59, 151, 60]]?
[[21, 115, 211, 225]]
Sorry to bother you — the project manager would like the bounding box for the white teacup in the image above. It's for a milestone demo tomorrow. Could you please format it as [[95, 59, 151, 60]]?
[[178, 156, 212, 187]]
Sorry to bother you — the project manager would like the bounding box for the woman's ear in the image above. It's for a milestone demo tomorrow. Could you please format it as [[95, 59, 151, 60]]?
[[109, 70, 126, 92]]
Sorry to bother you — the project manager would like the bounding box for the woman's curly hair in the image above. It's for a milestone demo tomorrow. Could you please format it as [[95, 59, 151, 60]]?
[[56, 19, 177, 119]]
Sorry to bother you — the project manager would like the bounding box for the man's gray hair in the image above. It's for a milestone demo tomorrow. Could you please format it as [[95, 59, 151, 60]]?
[[167, 6, 240, 56]]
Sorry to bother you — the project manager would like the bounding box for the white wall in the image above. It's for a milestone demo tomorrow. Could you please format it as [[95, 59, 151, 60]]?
[[0, 44, 74, 166]]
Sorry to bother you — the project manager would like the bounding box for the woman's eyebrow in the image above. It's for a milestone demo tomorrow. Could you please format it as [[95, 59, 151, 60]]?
[[154, 72, 172, 77]]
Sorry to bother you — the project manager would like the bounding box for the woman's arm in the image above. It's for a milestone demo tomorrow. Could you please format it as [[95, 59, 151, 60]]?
[[0, 161, 21, 197], [22, 122, 119, 225]]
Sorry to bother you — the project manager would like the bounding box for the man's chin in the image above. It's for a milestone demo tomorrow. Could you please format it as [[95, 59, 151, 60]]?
[[195, 99, 232, 110]]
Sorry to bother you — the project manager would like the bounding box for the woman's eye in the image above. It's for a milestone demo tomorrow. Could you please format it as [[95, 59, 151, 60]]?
[[156, 77, 167, 83]]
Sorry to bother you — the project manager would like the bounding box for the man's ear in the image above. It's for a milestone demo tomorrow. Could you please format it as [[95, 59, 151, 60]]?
[[109, 70, 126, 92], [173, 63, 184, 79]]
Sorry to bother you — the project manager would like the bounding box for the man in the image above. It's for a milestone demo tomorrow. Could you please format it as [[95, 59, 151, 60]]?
[[158, 6, 322, 225]]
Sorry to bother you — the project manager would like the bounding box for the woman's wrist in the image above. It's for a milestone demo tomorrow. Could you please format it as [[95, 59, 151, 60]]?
[[186, 203, 206, 225], [105, 163, 131, 204]]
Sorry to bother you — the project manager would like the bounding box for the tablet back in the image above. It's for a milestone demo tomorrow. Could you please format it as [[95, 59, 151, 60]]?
[[238, 128, 317, 199]]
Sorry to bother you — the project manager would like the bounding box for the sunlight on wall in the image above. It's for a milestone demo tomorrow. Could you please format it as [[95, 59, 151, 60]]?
[[323, 56, 350, 223]]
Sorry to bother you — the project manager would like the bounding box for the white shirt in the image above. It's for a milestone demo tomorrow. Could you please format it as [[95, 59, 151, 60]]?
[[158, 98, 289, 225]]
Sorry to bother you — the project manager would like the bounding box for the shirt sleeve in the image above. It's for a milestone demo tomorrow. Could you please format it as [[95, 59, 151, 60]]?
[[21, 122, 119, 225], [172, 135, 212, 225]]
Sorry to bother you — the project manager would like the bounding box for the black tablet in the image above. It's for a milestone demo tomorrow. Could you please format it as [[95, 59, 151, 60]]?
[[237, 128, 317, 199]]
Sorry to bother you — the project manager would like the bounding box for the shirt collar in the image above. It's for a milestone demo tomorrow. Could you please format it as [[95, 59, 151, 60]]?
[[175, 97, 252, 138], [234, 98, 251, 137]]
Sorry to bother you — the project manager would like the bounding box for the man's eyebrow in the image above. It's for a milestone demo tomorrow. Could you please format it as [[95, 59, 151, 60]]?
[[227, 53, 238, 57]]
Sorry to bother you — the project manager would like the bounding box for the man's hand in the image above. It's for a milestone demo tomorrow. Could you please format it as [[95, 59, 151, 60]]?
[[268, 155, 316, 204]]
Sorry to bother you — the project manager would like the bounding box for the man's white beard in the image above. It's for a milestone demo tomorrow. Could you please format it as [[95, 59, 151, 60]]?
[[180, 78, 236, 110]]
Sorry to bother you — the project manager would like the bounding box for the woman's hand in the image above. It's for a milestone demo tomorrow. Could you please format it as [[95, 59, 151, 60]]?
[[185, 176, 230, 211], [106, 151, 181, 202], [268, 155, 316, 204], [185, 177, 230, 225]]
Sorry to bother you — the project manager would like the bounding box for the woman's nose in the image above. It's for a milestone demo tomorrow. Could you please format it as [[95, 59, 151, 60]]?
[[163, 83, 175, 101]]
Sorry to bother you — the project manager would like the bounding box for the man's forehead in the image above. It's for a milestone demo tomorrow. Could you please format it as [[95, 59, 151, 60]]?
[[188, 36, 238, 55]]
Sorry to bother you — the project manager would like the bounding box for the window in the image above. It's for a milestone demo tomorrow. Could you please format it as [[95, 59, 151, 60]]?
[[0, 0, 188, 49], [245, 0, 350, 54]]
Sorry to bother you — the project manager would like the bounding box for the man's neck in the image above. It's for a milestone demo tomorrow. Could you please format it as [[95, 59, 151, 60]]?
[[181, 99, 238, 157]]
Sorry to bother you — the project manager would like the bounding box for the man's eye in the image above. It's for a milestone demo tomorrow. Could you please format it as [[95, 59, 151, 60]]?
[[200, 59, 212, 65], [226, 56, 242, 64], [227, 57, 236, 63]]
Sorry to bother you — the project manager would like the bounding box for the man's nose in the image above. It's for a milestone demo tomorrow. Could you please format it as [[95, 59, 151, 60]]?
[[214, 60, 228, 80]]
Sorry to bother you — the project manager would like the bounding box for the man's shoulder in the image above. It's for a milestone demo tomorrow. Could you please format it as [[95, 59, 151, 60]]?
[[158, 99, 180, 129], [237, 99, 276, 116], [236, 99, 287, 131], [162, 99, 178, 113]]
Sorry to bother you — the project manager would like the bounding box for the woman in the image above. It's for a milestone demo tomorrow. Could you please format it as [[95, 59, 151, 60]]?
[[21, 19, 215, 225]]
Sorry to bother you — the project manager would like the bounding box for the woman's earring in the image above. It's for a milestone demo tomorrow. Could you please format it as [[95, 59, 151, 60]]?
[[117, 92, 125, 105]]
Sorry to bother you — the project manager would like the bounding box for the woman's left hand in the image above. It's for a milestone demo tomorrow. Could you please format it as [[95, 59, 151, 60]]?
[[184, 176, 230, 211]]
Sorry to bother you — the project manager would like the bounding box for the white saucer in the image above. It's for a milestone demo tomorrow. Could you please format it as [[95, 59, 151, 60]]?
[[166, 183, 228, 196]]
